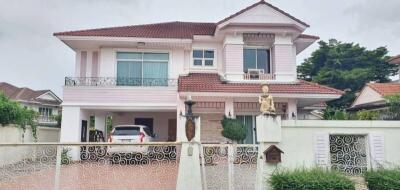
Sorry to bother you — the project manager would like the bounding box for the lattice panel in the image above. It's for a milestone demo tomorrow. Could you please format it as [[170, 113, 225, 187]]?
[[329, 135, 367, 175]]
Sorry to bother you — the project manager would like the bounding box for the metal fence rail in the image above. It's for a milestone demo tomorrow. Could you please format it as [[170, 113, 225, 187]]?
[[0, 142, 181, 190], [65, 77, 178, 87]]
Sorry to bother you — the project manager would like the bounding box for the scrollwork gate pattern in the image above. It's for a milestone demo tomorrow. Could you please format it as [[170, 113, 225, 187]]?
[[201, 144, 258, 190], [0, 143, 181, 190], [329, 135, 367, 175]]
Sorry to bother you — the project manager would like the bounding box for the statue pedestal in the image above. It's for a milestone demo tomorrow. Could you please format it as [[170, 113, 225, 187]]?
[[176, 117, 202, 190], [256, 115, 281, 142], [255, 115, 282, 190]]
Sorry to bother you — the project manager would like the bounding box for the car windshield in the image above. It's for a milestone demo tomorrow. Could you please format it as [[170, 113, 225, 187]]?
[[112, 127, 140, 136]]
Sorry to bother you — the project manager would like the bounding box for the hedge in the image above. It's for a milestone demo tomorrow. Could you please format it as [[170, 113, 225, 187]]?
[[364, 169, 400, 190], [269, 168, 355, 190]]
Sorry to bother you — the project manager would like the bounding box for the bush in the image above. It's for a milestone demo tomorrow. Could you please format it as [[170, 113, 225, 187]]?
[[364, 169, 400, 190], [0, 93, 38, 139], [269, 168, 355, 190], [323, 107, 349, 120], [356, 110, 379, 120], [220, 117, 247, 143]]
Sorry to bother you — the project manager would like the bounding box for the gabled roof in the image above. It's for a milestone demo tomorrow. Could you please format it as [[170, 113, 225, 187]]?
[[54, 1, 313, 39], [216, 0, 309, 27], [54, 21, 216, 39], [178, 73, 343, 95], [367, 83, 400, 96], [0, 82, 62, 105], [388, 55, 400, 64]]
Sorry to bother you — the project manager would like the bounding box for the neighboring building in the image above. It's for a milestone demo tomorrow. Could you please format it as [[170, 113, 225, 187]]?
[[0, 82, 62, 126], [349, 83, 400, 113], [55, 0, 343, 144], [388, 55, 400, 82]]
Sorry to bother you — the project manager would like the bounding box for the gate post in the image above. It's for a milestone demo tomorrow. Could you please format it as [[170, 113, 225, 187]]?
[[176, 117, 202, 190], [255, 115, 282, 190]]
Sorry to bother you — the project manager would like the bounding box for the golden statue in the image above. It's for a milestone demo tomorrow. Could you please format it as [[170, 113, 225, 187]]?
[[259, 84, 276, 115]]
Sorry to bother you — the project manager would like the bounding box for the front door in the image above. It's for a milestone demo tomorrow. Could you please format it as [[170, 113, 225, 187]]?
[[81, 120, 88, 142], [168, 119, 177, 141]]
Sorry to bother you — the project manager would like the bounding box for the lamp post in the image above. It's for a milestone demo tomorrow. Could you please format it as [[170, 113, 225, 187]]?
[[183, 95, 196, 142]]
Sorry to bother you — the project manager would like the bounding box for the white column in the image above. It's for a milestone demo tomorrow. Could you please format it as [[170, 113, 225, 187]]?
[[60, 106, 82, 143], [60, 106, 88, 160], [287, 99, 297, 120], [176, 95, 186, 142], [225, 98, 235, 118]]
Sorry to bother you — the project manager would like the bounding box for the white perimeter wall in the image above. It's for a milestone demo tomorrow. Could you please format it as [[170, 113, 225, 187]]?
[[0, 125, 60, 165], [277, 120, 400, 169]]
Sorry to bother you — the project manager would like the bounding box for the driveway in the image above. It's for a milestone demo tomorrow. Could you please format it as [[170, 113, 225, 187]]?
[[0, 162, 178, 190]]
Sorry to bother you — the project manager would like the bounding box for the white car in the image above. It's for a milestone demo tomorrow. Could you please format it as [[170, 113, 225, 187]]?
[[107, 125, 155, 156]]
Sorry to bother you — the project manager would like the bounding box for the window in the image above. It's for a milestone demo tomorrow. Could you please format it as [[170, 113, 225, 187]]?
[[116, 52, 169, 86], [193, 50, 214, 67], [243, 48, 270, 73], [39, 107, 53, 117], [236, 115, 257, 144]]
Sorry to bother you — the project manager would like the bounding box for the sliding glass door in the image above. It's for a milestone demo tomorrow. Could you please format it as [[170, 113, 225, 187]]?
[[116, 52, 168, 86], [236, 115, 257, 144]]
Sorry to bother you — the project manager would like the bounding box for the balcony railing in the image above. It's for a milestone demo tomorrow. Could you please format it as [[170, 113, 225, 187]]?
[[65, 77, 178, 87], [243, 73, 274, 80], [36, 115, 58, 125]]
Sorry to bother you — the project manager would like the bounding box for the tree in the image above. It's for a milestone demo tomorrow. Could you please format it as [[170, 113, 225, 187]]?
[[221, 117, 247, 143], [384, 93, 400, 120], [0, 93, 38, 139], [298, 39, 398, 108]]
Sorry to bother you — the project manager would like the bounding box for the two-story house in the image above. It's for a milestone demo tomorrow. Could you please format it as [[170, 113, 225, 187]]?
[[0, 82, 62, 126], [56, 0, 343, 144]]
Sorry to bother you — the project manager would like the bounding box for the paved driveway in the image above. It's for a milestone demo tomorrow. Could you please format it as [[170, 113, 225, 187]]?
[[0, 162, 178, 190]]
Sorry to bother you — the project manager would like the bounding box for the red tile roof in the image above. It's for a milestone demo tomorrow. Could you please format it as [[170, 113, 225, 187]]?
[[178, 73, 343, 95], [298, 34, 320, 40], [54, 22, 216, 39], [54, 1, 311, 39], [388, 55, 400, 64], [217, 0, 309, 27], [0, 82, 61, 104], [367, 83, 400, 96]]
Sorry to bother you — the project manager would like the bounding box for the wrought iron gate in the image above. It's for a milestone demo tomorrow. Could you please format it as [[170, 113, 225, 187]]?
[[200, 144, 259, 190]]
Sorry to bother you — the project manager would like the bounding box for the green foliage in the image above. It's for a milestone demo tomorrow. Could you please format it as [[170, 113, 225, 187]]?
[[364, 169, 400, 190], [0, 93, 38, 139], [221, 117, 247, 142], [298, 39, 398, 108], [52, 114, 62, 127], [106, 116, 113, 134], [269, 168, 355, 190], [323, 107, 349, 120], [356, 110, 379, 120], [61, 148, 72, 165], [384, 93, 400, 120]]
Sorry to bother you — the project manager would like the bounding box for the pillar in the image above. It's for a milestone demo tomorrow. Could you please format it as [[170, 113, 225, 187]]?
[[255, 115, 282, 190], [287, 99, 297, 120], [60, 106, 89, 160], [225, 98, 235, 118], [176, 95, 186, 142]]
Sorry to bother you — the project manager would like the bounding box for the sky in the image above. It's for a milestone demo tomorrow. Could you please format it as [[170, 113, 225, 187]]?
[[0, 0, 399, 96]]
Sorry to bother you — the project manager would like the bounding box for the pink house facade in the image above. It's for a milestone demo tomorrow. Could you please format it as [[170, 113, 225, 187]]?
[[56, 1, 343, 144]]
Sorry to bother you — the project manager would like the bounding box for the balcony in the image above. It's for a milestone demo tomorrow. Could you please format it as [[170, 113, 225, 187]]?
[[243, 73, 275, 80], [65, 77, 178, 87], [36, 115, 58, 125]]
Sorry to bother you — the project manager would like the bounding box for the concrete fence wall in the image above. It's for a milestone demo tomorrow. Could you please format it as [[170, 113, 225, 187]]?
[[0, 125, 60, 165], [277, 120, 400, 169]]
